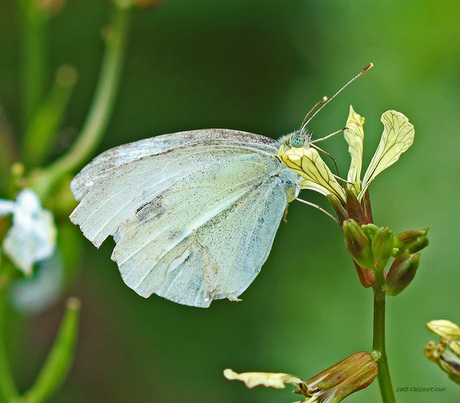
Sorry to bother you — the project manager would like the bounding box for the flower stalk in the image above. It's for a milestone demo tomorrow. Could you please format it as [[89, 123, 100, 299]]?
[[22, 297, 81, 403], [19, 0, 48, 128], [0, 286, 19, 402], [29, 1, 131, 199], [373, 278, 396, 403], [279, 105, 423, 402], [0, 2, 132, 402]]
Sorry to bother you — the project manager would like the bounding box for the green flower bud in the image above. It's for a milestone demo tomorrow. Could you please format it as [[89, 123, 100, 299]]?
[[385, 251, 420, 296], [342, 219, 375, 270], [393, 228, 429, 256], [361, 223, 379, 240], [371, 227, 394, 269]]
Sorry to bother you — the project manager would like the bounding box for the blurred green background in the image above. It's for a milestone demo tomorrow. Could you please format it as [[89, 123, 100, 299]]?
[[1, 0, 460, 402]]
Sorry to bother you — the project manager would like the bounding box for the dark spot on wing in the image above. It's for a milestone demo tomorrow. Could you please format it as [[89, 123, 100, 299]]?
[[136, 202, 149, 214], [135, 195, 166, 222]]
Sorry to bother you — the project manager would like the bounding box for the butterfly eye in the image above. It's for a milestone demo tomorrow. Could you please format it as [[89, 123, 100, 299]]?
[[290, 134, 305, 148]]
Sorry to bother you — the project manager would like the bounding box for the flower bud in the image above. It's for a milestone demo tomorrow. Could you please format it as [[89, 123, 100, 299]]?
[[385, 251, 420, 296], [352, 260, 376, 288], [393, 228, 429, 256], [424, 340, 443, 363], [345, 188, 367, 225], [361, 223, 379, 239], [327, 194, 348, 225], [371, 227, 394, 269], [342, 219, 375, 270]]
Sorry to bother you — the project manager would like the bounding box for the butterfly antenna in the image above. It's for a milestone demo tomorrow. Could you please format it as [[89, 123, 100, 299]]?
[[298, 96, 328, 133], [301, 63, 373, 132]]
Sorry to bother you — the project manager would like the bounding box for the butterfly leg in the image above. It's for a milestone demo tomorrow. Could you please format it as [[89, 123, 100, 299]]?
[[295, 197, 338, 223]]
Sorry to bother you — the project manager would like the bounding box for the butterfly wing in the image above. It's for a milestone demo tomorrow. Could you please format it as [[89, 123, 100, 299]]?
[[70, 129, 300, 307]]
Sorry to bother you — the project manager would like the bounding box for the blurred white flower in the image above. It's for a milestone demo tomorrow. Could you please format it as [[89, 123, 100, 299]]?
[[9, 252, 64, 315], [0, 189, 57, 275]]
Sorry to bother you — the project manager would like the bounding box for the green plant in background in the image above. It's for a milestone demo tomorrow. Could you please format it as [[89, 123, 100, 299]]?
[[0, 0, 136, 400], [0, 1, 457, 403]]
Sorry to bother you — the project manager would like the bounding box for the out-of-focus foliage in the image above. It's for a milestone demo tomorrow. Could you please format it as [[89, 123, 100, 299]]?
[[1, 0, 459, 402]]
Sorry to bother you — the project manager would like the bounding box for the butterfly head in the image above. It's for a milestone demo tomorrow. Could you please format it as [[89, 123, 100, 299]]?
[[279, 128, 313, 151]]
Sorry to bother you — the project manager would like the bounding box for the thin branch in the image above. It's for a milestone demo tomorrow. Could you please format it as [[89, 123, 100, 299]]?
[[31, 2, 131, 198]]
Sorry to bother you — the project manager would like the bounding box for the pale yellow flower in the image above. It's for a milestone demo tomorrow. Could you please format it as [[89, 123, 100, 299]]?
[[223, 369, 304, 390], [424, 319, 460, 385], [279, 107, 415, 206], [225, 351, 378, 403], [426, 320, 460, 340]]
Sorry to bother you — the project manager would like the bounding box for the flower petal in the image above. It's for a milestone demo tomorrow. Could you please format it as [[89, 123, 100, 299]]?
[[426, 320, 460, 340], [16, 188, 42, 213], [224, 368, 304, 389], [0, 199, 16, 216], [450, 341, 460, 356], [360, 110, 414, 199], [2, 189, 57, 275], [279, 146, 346, 203], [9, 252, 64, 315], [344, 106, 365, 190]]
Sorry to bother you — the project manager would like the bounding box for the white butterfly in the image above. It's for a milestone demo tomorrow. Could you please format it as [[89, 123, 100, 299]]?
[[70, 129, 304, 307], [70, 65, 375, 308]]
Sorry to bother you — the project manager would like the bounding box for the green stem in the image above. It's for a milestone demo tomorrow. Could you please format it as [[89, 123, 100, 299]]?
[[0, 112, 20, 195], [19, 0, 48, 128], [372, 270, 396, 403], [22, 298, 81, 403], [22, 65, 78, 168], [31, 2, 131, 199], [0, 271, 19, 402]]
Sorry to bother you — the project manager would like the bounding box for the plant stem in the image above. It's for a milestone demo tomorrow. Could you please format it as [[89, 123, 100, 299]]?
[[372, 272, 396, 403], [0, 271, 19, 402], [31, 2, 131, 199], [22, 65, 78, 168], [22, 298, 81, 403], [19, 0, 48, 129]]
